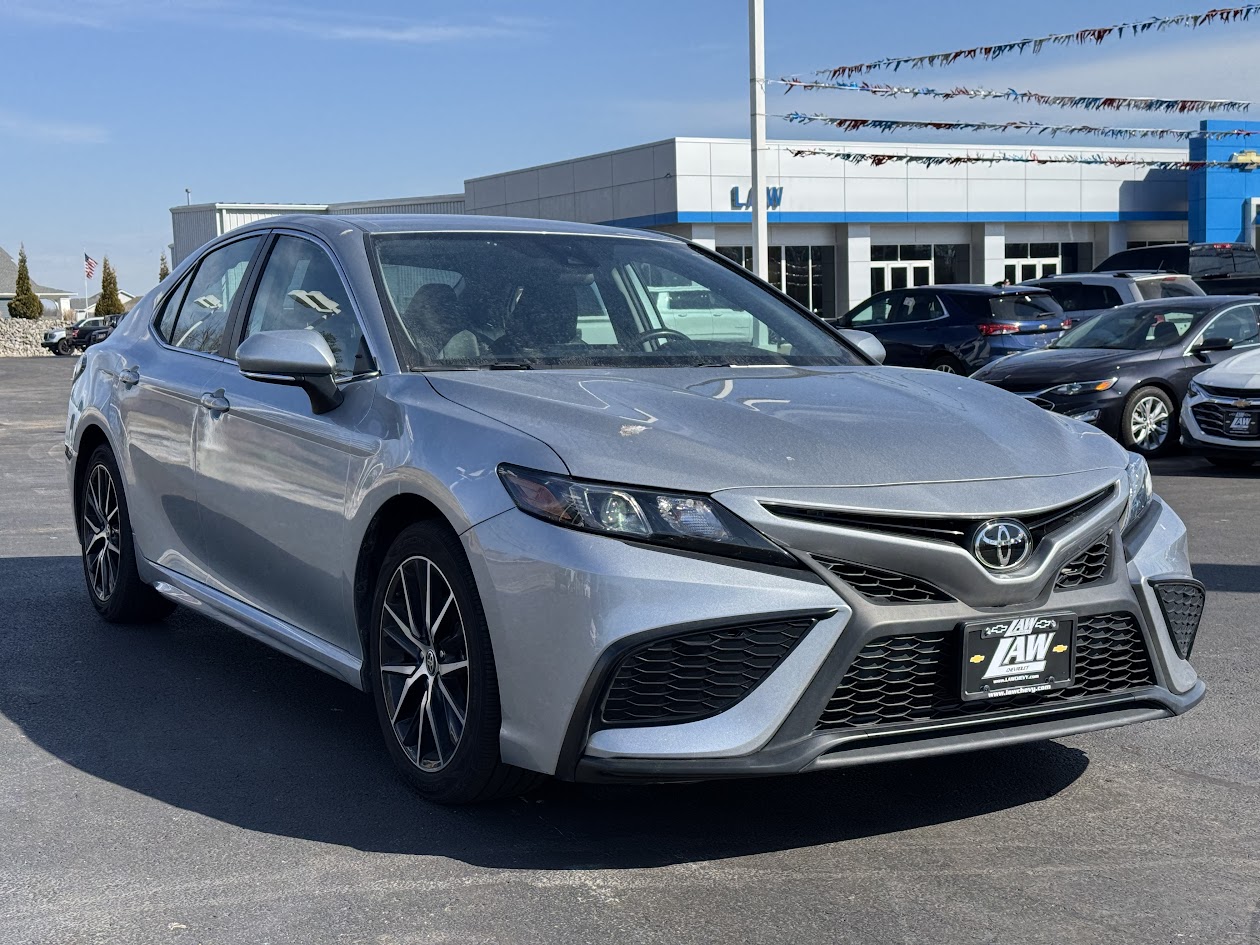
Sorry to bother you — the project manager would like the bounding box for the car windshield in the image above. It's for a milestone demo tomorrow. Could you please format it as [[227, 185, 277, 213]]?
[[369, 233, 863, 370], [1052, 304, 1201, 350]]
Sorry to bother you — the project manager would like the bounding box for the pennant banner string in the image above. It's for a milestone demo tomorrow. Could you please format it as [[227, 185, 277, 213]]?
[[769, 79, 1250, 114], [788, 148, 1253, 170], [781, 113, 1259, 141], [816, 5, 1260, 79]]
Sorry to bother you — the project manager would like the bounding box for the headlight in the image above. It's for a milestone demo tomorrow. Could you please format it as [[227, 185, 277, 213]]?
[[1187, 379, 1205, 398], [498, 465, 798, 567], [1045, 378, 1117, 397], [1118, 452, 1154, 536]]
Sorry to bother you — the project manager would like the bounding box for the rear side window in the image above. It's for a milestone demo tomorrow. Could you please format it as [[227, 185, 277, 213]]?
[[1136, 278, 1202, 301], [156, 237, 262, 353], [1039, 282, 1122, 312]]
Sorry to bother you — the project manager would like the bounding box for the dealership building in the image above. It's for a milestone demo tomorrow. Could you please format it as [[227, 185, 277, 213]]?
[[171, 120, 1260, 319]]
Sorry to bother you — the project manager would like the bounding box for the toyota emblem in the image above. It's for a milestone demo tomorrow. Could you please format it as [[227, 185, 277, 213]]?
[[972, 519, 1033, 571]]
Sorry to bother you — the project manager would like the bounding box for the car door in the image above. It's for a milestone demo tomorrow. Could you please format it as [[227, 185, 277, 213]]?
[[115, 234, 265, 582], [849, 290, 942, 367], [191, 232, 380, 652]]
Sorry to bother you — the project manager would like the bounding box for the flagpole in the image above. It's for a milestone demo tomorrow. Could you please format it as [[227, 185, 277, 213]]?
[[82, 248, 87, 322]]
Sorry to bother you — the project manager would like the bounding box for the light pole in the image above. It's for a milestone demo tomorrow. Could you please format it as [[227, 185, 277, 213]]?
[[185, 188, 191, 206], [748, 0, 768, 280]]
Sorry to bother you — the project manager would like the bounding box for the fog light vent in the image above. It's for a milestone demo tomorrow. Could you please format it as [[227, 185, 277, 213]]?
[[1152, 580, 1206, 660]]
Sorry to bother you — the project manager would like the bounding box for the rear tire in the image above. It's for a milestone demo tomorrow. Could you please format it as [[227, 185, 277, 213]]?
[[368, 520, 543, 804], [929, 355, 968, 375], [1121, 386, 1177, 457], [79, 445, 175, 623]]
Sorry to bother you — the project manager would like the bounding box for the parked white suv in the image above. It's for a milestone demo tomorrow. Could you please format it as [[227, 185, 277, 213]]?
[[1024, 272, 1203, 327]]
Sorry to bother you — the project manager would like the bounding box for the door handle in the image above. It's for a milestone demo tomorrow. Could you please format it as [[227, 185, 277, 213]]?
[[118, 367, 140, 387], [199, 390, 231, 413]]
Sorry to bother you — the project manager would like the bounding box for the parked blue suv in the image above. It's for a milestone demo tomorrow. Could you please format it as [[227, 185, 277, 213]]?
[[832, 285, 1066, 373]]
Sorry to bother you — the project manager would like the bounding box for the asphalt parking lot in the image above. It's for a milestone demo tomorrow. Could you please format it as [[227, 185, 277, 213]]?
[[0, 354, 1257, 945]]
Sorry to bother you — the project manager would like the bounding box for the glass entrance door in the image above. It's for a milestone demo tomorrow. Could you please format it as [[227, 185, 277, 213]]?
[[870, 262, 931, 294]]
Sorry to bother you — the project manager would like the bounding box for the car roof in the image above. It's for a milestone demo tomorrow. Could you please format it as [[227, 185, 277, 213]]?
[[1028, 271, 1191, 283], [930, 284, 1052, 296], [238, 213, 680, 242], [1107, 295, 1254, 311]]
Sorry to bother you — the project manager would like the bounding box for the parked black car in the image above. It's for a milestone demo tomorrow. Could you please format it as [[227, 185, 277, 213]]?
[[971, 296, 1260, 457], [832, 285, 1065, 373], [71, 314, 121, 350], [1094, 242, 1260, 297]]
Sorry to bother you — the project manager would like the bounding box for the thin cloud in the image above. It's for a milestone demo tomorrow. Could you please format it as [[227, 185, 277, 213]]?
[[0, 0, 537, 44], [0, 110, 108, 145]]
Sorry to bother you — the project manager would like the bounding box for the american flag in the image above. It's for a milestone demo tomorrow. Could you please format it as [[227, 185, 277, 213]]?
[[84, 254, 97, 279]]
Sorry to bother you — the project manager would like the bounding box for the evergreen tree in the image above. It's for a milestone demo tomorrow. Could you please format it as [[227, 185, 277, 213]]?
[[158, 252, 170, 282], [95, 257, 124, 318], [6, 245, 43, 320]]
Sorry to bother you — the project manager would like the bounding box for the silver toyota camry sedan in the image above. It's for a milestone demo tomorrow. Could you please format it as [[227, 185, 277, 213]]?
[[66, 215, 1206, 803]]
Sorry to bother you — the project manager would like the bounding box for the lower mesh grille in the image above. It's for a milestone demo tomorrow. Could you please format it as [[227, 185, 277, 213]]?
[[601, 615, 820, 726], [1152, 581, 1205, 659], [816, 611, 1155, 731], [1056, 535, 1111, 589], [813, 555, 952, 603], [1193, 403, 1260, 439]]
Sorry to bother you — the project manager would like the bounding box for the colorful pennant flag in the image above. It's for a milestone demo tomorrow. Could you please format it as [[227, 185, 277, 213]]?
[[781, 113, 1260, 141], [770, 79, 1250, 114], [787, 148, 1255, 171], [817, 5, 1260, 79]]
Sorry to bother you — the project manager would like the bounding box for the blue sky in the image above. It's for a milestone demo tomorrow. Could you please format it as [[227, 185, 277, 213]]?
[[1, 0, 1257, 296]]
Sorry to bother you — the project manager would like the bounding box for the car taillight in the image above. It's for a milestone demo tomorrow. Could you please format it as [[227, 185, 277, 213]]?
[[978, 322, 1020, 336], [1062, 318, 1074, 329]]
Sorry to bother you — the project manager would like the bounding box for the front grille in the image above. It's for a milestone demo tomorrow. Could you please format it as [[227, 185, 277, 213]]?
[[1192, 402, 1260, 439], [1200, 384, 1260, 399], [1055, 535, 1111, 589], [763, 486, 1113, 550], [1152, 581, 1205, 659], [816, 611, 1155, 731], [600, 615, 820, 726], [813, 554, 952, 603]]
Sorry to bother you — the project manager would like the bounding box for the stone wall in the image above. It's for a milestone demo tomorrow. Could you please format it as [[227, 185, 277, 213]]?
[[0, 316, 58, 357]]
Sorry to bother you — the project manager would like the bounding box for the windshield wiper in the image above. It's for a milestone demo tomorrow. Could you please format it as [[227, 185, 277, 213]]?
[[487, 361, 535, 370]]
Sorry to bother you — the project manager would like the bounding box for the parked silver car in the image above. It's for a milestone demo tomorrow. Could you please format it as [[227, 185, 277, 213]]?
[[66, 215, 1206, 803]]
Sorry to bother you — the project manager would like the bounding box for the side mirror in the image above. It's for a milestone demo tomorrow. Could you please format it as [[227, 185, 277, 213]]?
[[840, 328, 886, 364], [237, 329, 344, 414], [1192, 336, 1235, 358]]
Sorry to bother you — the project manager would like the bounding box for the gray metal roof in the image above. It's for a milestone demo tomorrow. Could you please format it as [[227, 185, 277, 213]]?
[[0, 246, 71, 297], [248, 213, 676, 242]]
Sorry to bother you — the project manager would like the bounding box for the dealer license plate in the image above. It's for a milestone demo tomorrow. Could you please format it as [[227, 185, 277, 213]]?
[[1227, 411, 1259, 437], [961, 613, 1074, 701]]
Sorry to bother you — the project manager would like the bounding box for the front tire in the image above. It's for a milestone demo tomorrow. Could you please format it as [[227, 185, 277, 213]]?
[[369, 521, 542, 804], [56, 338, 73, 356], [79, 445, 175, 623], [1121, 386, 1177, 457]]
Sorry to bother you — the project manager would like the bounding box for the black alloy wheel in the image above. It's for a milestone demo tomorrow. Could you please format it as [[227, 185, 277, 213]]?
[[79, 445, 175, 623], [369, 521, 542, 804]]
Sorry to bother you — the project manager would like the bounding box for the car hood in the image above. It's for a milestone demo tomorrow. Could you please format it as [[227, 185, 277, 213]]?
[[972, 346, 1159, 385], [1199, 348, 1260, 390], [425, 366, 1125, 492]]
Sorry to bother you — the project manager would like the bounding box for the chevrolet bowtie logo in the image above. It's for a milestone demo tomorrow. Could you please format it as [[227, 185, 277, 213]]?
[[1232, 399, 1254, 409]]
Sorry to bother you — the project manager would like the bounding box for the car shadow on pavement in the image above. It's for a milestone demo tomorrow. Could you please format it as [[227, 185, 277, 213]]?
[[1193, 563, 1260, 593], [1, 555, 1090, 870]]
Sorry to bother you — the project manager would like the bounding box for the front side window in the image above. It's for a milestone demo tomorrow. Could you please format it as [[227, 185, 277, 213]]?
[[369, 233, 864, 370], [157, 237, 261, 354], [240, 236, 368, 375], [1200, 304, 1260, 347], [845, 296, 895, 327]]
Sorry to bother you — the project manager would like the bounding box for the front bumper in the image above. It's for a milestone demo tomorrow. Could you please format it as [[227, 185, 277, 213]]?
[[465, 493, 1202, 782], [1181, 391, 1260, 456]]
